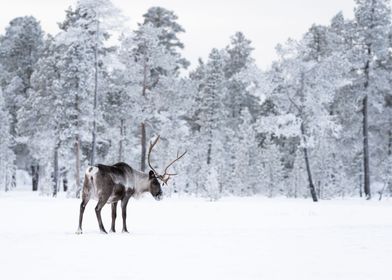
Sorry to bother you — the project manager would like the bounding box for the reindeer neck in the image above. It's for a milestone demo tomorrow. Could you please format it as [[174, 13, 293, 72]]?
[[131, 170, 150, 195]]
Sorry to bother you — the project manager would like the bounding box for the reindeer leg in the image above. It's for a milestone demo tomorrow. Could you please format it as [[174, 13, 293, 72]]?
[[121, 197, 130, 233], [76, 175, 92, 234], [95, 199, 108, 234], [110, 202, 118, 233], [76, 197, 89, 234]]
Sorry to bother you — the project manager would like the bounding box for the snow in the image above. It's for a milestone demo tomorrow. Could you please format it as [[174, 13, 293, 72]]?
[[0, 192, 391, 280]]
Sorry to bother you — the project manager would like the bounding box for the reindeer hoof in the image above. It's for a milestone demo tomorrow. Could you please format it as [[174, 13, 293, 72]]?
[[122, 229, 129, 234], [109, 229, 116, 233], [75, 229, 83, 235], [100, 229, 108, 234]]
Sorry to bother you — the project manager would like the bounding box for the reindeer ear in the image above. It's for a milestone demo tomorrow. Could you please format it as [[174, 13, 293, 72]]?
[[149, 170, 155, 179]]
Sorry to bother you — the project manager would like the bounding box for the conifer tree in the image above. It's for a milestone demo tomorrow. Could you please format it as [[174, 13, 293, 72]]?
[[0, 16, 44, 189], [352, 0, 391, 199], [142, 6, 189, 71], [0, 88, 15, 191]]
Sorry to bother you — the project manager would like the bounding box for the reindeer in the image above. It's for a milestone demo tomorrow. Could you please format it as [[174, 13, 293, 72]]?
[[76, 135, 186, 234]]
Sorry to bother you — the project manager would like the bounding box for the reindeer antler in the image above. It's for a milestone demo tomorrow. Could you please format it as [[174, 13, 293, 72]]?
[[147, 135, 160, 176], [146, 135, 186, 185], [161, 150, 187, 183]]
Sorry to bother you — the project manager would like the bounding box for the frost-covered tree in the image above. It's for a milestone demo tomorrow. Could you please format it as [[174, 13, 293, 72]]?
[[18, 36, 63, 195], [142, 6, 189, 71], [222, 33, 265, 194], [351, 0, 391, 199], [225, 32, 254, 78], [149, 75, 195, 194], [59, 0, 124, 167], [102, 69, 135, 164], [224, 32, 257, 119], [49, 0, 124, 195], [231, 109, 260, 195], [194, 49, 228, 198], [188, 38, 264, 197], [0, 88, 15, 191], [259, 138, 285, 197], [325, 13, 364, 197], [0, 16, 44, 116], [267, 31, 346, 201], [0, 16, 44, 188], [118, 22, 178, 172], [55, 10, 96, 195]]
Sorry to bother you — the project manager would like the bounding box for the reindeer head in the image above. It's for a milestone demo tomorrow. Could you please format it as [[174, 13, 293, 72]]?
[[148, 170, 163, 201], [147, 135, 187, 199]]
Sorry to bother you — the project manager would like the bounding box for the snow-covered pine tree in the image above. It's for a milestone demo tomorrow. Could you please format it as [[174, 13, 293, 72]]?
[[118, 22, 178, 172], [127, 17, 190, 190], [225, 32, 254, 77], [195, 48, 227, 198], [70, 0, 124, 166], [142, 6, 189, 71], [352, 0, 392, 199], [0, 87, 15, 191], [49, 0, 124, 196], [324, 13, 364, 197], [0, 16, 44, 132], [302, 23, 349, 199], [55, 9, 96, 196], [185, 60, 208, 195], [231, 109, 260, 196], [267, 30, 346, 201], [101, 69, 135, 164], [17, 36, 63, 196], [288, 149, 307, 198], [0, 16, 44, 189], [259, 138, 285, 198], [154, 77, 195, 194], [222, 32, 257, 192]]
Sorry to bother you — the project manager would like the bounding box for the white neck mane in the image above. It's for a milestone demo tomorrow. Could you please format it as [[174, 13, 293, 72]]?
[[128, 169, 150, 196]]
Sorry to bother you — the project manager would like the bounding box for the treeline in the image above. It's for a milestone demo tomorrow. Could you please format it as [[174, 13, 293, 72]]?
[[1, 0, 392, 200]]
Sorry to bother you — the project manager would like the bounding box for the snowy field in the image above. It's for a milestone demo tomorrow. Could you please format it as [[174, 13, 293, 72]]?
[[0, 192, 391, 280]]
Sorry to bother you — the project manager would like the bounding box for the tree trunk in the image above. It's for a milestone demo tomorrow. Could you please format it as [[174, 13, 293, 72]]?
[[11, 167, 16, 189], [388, 128, 392, 197], [119, 119, 124, 162], [207, 126, 213, 165], [317, 180, 321, 200], [363, 95, 371, 199], [3, 160, 8, 192], [63, 177, 68, 192], [141, 122, 146, 172], [140, 52, 148, 171], [31, 164, 39, 191], [303, 146, 318, 202], [301, 123, 318, 202], [91, 122, 97, 166], [362, 43, 371, 200], [142, 58, 148, 97], [61, 167, 68, 192], [52, 145, 59, 197], [90, 21, 100, 166], [207, 143, 212, 165], [75, 135, 81, 197]]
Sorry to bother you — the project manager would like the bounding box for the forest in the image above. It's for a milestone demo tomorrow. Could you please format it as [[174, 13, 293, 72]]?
[[1, 0, 392, 201]]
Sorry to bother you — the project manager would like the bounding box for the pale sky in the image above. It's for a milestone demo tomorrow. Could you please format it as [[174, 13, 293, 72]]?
[[0, 0, 355, 70]]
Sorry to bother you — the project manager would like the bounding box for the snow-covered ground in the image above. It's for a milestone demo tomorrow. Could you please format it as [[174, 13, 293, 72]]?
[[0, 192, 391, 280]]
